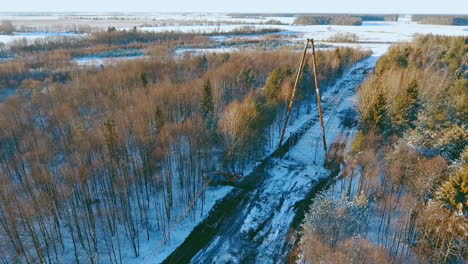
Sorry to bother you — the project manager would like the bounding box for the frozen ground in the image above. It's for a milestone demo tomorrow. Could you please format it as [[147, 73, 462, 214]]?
[[195, 58, 376, 264], [49, 184, 233, 264], [73, 48, 146, 66], [138, 18, 468, 43], [322, 42, 391, 57], [125, 186, 233, 264], [1, 13, 466, 45], [175, 46, 240, 55], [0, 12, 467, 263], [0, 87, 16, 103], [163, 54, 379, 264], [0, 32, 83, 44], [135, 22, 468, 44], [73, 55, 148, 66], [62, 47, 366, 264], [0, 57, 13, 62], [0, 13, 295, 32]]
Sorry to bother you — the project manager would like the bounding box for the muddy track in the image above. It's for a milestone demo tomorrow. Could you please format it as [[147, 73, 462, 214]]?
[[161, 57, 376, 264]]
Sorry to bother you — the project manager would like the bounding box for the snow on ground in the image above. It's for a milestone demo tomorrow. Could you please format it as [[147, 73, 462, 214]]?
[[73, 55, 148, 66], [0, 13, 295, 27], [0, 32, 83, 44], [0, 57, 13, 62], [130, 186, 233, 264], [289, 21, 468, 43], [72, 52, 362, 264], [53, 184, 232, 264], [1, 13, 467, 263], [9, 13, 445, 44], [139, 24, 281, 33], [72, 48, 146, 66], [146, 45, 381, 264], [1, 13, 467, 45], [190, 54, 378, 264], [132, 13, 295, 25], [139, 21, 468, 43], [0, 87, 17, 103], [326, 154, 418, 259], [321, 42, 391, 57], [0, 44, 384, 263], [249, 57, 378, 263], [174, 46, 240, 55]]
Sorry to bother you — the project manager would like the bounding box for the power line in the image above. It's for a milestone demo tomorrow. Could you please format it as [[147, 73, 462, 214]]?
[[278, 39, 327, 154]]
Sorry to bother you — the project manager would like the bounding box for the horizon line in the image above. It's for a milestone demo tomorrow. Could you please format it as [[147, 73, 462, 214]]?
[[0, 11, 468, 15]]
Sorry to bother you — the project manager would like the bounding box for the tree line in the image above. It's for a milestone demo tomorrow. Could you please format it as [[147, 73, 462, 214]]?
[[297, 35, 467, 264]]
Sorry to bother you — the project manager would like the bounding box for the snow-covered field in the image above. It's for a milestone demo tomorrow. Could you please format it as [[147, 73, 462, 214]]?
[[0, 32, 83, 44], [175, 46, 240, 55], [72, 55, 147, 66], [1, 13, 467, 45], [138, 22, 468, 43], [72, 48, 146, 66]]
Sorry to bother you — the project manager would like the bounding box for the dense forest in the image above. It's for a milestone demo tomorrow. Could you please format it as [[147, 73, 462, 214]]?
[[0, 26, 370, 263], [293, 14, 398, 26], [413, 15, 468, 26], [297, 35, 467, 263], [294, 16, 363, 26]]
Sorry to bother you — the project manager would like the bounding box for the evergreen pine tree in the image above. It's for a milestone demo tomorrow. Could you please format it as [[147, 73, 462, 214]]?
[[154, 105, 165, 134], [200, 54, 208, 72], [264, 68, 283, 105], [364, 92, 388, 132], [392, 80, 419, 133], [238, 67, 256, 92], [103, 119, 121, 162], [436, 165, 468, 216], [264, 68, 292, 105], [201, 79, 215, 131], [406, 79, 419, 123], [140, 72, 148, 87]]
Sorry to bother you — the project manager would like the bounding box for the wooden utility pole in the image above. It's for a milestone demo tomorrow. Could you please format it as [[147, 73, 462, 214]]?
[[310, 39, 327, 153], [278, 39, 327, 153], [278, 41, 309, 146]]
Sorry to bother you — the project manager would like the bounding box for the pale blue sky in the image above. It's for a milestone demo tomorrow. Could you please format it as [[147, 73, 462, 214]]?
[[2, 0, 468, 14]]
